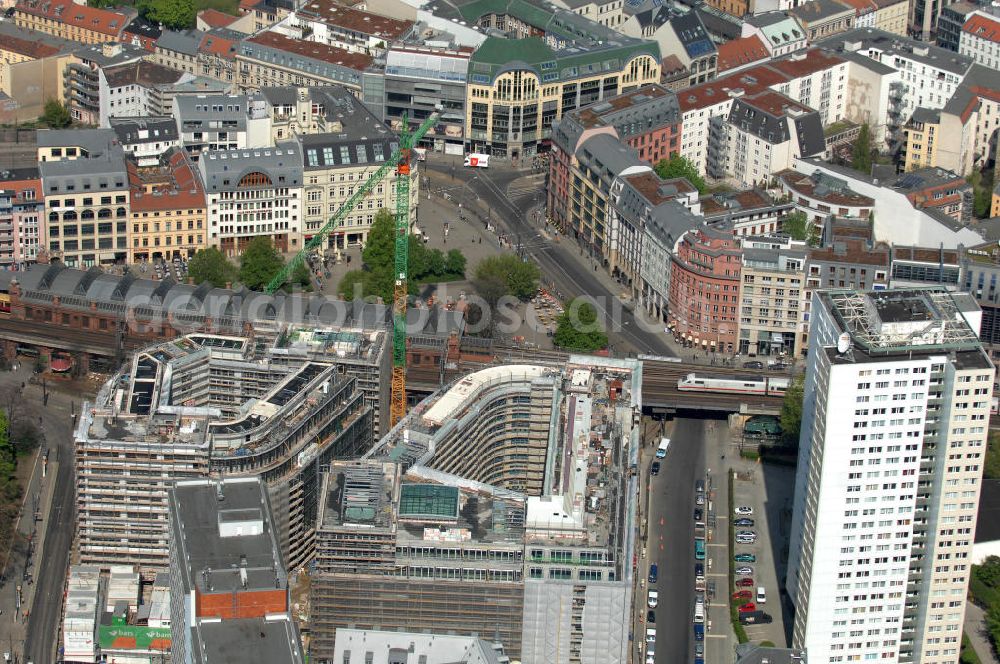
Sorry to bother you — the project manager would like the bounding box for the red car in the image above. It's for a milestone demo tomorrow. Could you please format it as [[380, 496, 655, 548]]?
[[736, 578, 755, 588], [732, 590, 753, 601], [738, 602, 757, 613]]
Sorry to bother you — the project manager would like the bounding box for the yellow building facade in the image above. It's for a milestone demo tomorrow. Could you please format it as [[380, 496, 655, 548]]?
[[465, 52, 660, 159], [903, 109, 940, 172]]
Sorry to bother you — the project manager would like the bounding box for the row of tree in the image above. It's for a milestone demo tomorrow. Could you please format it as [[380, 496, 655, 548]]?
[[338, 210, 467, 302], [88, 0, 195, 29], [187, 237, 311, 291]]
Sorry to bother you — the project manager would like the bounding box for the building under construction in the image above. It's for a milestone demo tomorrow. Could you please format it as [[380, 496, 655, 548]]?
[[310, 357, 643, 664], [76, 326, 385, 572]]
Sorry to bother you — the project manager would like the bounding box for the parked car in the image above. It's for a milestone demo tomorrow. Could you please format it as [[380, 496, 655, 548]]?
[[734, 553, 756, 563], [695, 493, 705, 506], [645, 628, 656, 643], [651, 462, 660, 476], [739, 611, 773, 625], [735, 566, 753, 576], [647, 590, 658, 608], [647, 610, 655, 623], [732, 590, 753, 601], [693, 623, 704, 642], [648, 564, 658, 584], [738, 602, 757, 613], [734, 506, 754, 515], [694, 563, 704, 577], [736, 530, 757, 538], [736, 536, 757, 544], [695, 642, 704, 656], [743, 360, 764, 369], [693, 508, 703, 522], [736, 578, 755, 588], [733, 518, 754, 527]]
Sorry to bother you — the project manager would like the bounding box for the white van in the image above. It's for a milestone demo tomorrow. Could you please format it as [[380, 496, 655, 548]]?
[[656, 437, 671, 458], [757, 586, 767, 604], [645, 627, 657, 643], [694, 598, 705, 623]]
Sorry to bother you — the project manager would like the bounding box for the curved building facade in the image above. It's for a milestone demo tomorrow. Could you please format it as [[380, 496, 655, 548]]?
[[76, 328, 378, 571], [418, 365, 555, 495], [667, 225, 742, 352]]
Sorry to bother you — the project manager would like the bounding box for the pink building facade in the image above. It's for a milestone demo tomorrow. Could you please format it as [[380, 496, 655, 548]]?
[[667, 226, 742, 353], [0, 170, 43, 269]]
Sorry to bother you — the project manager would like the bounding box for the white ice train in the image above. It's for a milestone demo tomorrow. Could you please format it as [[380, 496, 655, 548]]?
[[677, 372, 790, 397]]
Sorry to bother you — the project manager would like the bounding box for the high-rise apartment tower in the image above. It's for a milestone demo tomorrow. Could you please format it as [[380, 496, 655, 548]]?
[[787, 288, 993, 663]]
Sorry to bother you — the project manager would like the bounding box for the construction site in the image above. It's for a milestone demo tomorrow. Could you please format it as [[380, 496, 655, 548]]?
[[75, 326, 385, 571], [308, 356, 643, 664]]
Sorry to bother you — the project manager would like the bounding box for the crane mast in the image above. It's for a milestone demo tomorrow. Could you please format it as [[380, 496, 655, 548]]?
[[266, 112, 439, 427]]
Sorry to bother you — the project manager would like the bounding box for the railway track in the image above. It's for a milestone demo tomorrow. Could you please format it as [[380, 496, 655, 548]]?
[[642, 360, 788, 411]]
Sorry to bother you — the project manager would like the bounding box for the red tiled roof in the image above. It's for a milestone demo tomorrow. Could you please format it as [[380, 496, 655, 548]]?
[[199, 33, 236, 59], [678, 64, 788, 113], [245, 31, 373, 70], [297, 0, 414, 38], [661, 54, 686, 74], [127, 150, 206, 212], [717, 35, 770, 73], [740, 89, 811, 116], [0, 32, 60, 58], [963, 13, 1000, 44], [837, 0, 876, 15], [15, 0, 129, 37], [763, 48, 845, 78], [197, 8, 239, 28]]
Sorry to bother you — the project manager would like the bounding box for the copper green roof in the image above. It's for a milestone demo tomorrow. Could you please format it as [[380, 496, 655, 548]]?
[[458, 0, 554, 26], [470, 36, 660, 84], [458, 0, 660, 84]]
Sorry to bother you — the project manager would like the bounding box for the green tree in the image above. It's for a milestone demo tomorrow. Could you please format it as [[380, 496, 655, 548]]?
[[41, 99, 71, 128], [291, 260, 312, 289], [445, 249, 467, 277], [553, 299, 608, 352], [361, 209, 396, 270], [969, 169, 995, 219], [338, 270, 374, 301], [654, 155, 707, 194], [851, 123, 873, 175], [238, 237, 284, 291], [986, 432, 1000, 479], [474, 254, 540, 301], [782, 211, 809, 241], [187, 247, 237, 288], [141, 0, 196, 29], [779, 375, 805, 446]]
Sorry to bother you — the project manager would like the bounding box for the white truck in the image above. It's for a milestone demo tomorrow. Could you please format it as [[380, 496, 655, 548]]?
[[656, 437, 670, 458]]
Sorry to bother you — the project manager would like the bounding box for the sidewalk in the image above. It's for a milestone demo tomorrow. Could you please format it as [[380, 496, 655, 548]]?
[[966, 603, 1000, 664]]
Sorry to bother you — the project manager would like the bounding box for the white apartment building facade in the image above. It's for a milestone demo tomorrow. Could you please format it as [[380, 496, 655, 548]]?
[[198, 142, 304, 256], [787, 288, 994, 664], [959, 11, 1000, 69]]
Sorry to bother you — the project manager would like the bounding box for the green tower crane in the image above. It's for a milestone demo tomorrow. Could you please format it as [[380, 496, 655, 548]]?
[[266, 112, 439, 426]]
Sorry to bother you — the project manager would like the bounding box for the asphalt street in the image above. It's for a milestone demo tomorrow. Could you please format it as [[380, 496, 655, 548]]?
[[644, 418, 707, 664], [424, 159, 677, 357], [24, 431, 74, 664], [0, 369, 79, 664]]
